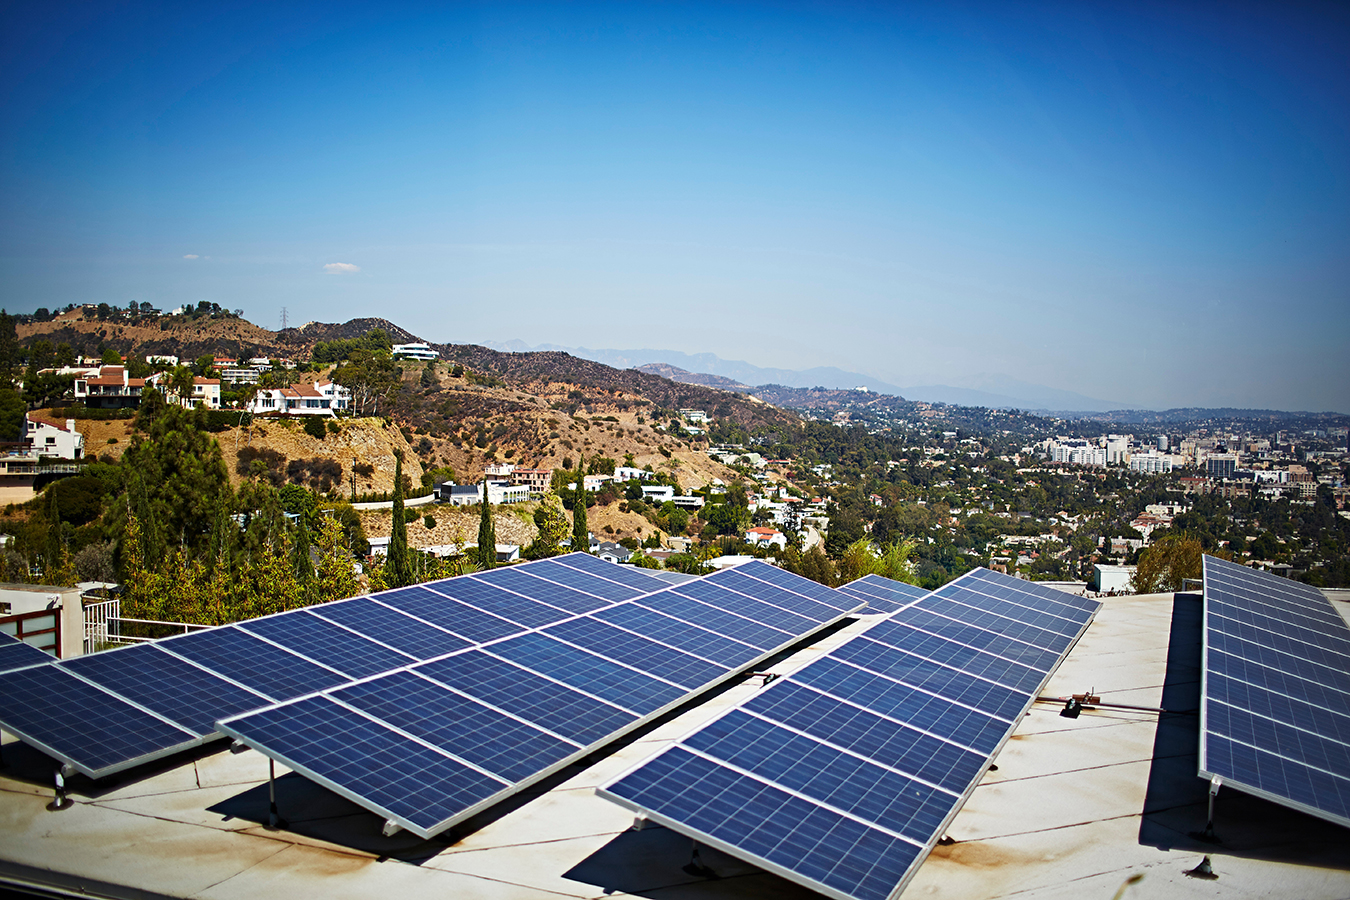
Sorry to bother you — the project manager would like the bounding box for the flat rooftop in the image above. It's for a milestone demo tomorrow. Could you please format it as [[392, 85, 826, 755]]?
[[2, 591, 1348, 899]]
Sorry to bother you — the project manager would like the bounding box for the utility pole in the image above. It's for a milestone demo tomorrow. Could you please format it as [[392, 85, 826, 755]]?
[[279, 307, 289, 331]]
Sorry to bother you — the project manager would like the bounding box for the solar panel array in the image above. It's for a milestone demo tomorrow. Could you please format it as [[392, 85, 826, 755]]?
[[838, 574, 930, 614], [1200, 555, 1350, 828], [0, 630, 54, 674], [599, 568, 1100, 900], [0, 554, 670, 778], [218, 560, 865, 838]]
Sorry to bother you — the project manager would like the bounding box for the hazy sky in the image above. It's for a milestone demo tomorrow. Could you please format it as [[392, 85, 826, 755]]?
[[2, 2, 1347, 411]]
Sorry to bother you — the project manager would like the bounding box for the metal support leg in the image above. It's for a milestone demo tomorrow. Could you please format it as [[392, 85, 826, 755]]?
[[266, 758, 287, 830], [683, 840, 718, 879], [46, 768, 73, 811], [1191, 775, 1222, 843]]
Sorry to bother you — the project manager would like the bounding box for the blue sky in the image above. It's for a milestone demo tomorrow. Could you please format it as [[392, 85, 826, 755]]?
[[2, 1, 1347, 411]]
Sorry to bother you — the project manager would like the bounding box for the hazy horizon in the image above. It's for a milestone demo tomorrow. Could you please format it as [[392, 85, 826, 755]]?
[[2, 2, 1347, 413]]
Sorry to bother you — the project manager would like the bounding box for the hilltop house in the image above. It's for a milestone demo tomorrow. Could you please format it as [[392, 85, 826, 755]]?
[[72, 366, 145, 409], [246, 380, 351, 416]]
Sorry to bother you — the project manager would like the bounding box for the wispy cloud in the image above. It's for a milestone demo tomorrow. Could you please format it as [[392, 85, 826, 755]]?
[[183, 254, 199, 259], [323, 262, 360, 274]]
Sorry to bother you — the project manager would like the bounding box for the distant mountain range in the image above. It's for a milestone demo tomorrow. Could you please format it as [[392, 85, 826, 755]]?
[[481, 340, 1132, 413]]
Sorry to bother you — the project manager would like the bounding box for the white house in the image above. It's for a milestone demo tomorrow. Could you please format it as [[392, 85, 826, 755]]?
[[438, 481, 529, 506], [613, 466, 654, 483], [24, 415, 84, 460], [595, 541, 633, 564], [642, 485, 675, 504], [744, 527, 787, 550], [392, 342, 438, 361], [246, 380, 351, 416]]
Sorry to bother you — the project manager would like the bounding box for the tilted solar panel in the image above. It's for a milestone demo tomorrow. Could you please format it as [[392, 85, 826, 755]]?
[[0, 631, 54, 673], [218, 560, 867, 838], [837, 574, 929, 614], [1200, 555, 1350, 828], [0, 553, 668, 779], [599, 567, 1099, 900]]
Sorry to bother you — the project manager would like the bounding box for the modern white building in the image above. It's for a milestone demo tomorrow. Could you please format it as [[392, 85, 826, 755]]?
[[392, 342, 438, 361], [641, 485, 676, 504], [23, 415, 84, 460], [1129, 452, 1173, 474], [438, 481, 530, 506], [1105, 435, 1130, 465], [1048, 439, 1107, 468]]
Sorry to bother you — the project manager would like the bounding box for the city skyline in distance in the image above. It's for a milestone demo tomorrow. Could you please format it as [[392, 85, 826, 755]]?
[[2, 2, 1347, 413]]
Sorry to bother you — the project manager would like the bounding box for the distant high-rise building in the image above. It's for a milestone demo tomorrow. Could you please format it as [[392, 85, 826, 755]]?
[[1157, 435, 1169, 452], [1207, 453, 1238, 479]]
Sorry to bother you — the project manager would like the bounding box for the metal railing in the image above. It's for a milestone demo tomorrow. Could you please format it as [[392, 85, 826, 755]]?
[[84, 598, 211, 653]]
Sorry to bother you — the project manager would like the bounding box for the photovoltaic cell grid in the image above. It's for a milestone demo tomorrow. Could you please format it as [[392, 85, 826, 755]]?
[[0, 630, 54, 673], [1200, 555, 1350, 828], [599, 567, 1099, 900], [0, 553, 670, 778], [838, 575, 930, 615], [218, 560, 867, 838]]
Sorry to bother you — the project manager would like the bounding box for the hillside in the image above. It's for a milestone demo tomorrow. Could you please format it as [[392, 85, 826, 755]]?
[[17, 307, 290, 361], [633, 362, 753, 392]]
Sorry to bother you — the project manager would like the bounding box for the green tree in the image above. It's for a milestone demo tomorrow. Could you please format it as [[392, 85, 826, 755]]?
[[526, 496, 569, 559], [314, 514, 359, 602], [113, 404, 233, 573], [1131, 534, 1213, 593], [477, 481, 497, 570], [572, 464, 589, 552], [386, 452, 412, 587]]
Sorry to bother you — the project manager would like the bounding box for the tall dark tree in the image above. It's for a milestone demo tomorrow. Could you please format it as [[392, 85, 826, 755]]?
[[477, 480, 496, 570], [572, 459, 589, 553], [386, 452, 412, 587]]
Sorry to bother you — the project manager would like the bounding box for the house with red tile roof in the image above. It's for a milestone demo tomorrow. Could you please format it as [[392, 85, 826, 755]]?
[[72, 365, 146, 409], [245, 379, 352, 416]]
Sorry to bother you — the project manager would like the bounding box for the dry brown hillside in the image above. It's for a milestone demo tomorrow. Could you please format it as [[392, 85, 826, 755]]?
[[53, 412, 419, 493], [17, 307, 290, 361]]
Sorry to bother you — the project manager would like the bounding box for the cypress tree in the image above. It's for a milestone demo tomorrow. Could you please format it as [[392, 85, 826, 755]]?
[[387, 452, 412, 587], [572, 459, 589, 553], [477, 479, 496, 569]]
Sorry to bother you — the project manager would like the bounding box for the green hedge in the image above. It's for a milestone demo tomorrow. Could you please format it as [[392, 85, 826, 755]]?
[[350, 486, 434, 504], [48, 407, 135, 420]]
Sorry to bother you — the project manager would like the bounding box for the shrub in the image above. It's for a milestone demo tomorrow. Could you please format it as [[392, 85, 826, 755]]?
[[303, 417, 327, 440], [423, 515, 436, 529]]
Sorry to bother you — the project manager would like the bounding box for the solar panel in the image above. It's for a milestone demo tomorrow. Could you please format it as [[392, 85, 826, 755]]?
[[0, 664, 199, 778], [599, 567, 1099, 900], [1200, 555, 1350, 829], [64, 644, 272, 736], [218, 562, 866, 838], [376, 585, 523, 643], [0, 631, 54, 673], [0, 552, 667, 780], [309, 597, 472, 659], [239, 610, 415, 679], [161, 627, 351, 700], [333, 670, 580, 782], [838, 575, 930, 614]]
